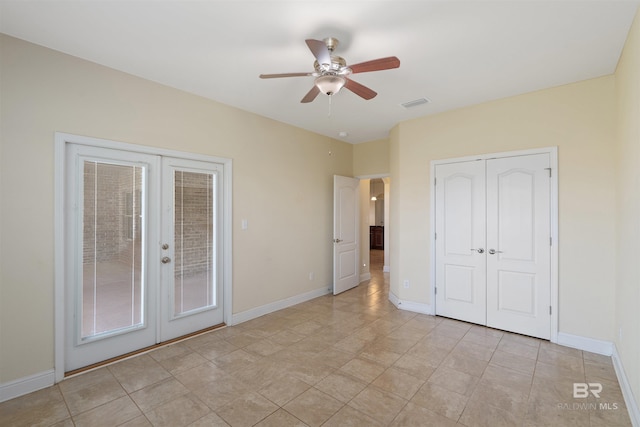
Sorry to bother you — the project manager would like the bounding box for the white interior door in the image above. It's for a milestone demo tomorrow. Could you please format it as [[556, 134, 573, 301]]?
[[65, 144, 226, 372], [160, 157, 224, 341], [434, 161, 487, 324], [486, 154, 551, 339], [433, 153, 552, 339], [333, 175, 360, 295]]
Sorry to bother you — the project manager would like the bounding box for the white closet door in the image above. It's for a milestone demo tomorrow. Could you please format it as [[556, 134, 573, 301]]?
[[434, 161, 486, 324], [486, 154, 551, 339]]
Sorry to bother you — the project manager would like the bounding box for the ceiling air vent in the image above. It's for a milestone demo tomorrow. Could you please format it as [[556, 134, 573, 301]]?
[[401, 98, 430, 109]]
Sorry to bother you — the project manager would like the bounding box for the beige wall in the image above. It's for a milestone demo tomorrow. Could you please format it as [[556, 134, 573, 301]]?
[[615, 9, 640, 414], [0, 35, 352, 383], [353, 138, 390, 177], [390, 75, 618, 341]]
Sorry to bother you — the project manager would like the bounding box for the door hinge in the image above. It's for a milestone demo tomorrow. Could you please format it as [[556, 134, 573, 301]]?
[[434, 232, 437, 240], [545, 167, 552, 178], [435, 287, 437, 295], [549, 306, 552, 315], [434, 177, 437, 186], [550, 237, 552, 246]]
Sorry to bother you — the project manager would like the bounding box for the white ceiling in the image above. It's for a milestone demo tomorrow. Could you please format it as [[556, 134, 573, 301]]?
[[1, 1, 638, 143]]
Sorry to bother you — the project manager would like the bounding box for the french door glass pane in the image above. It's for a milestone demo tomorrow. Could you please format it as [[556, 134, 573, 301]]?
[[82, 161, 144, 339], [173, 170, 216, 316]]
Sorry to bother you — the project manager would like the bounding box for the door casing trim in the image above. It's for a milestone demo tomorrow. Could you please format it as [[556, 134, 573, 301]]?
[[429, 146, 558, 342], [54, 132, 233, 382]]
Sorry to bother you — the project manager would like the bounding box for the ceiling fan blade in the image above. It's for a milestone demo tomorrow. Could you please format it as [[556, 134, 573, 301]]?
[[301, 85, 320, 103], [344, 78, 377, 100], [259, 72, 313, 79], [305, 39, 331, 66], [349, 56, 400, 74]]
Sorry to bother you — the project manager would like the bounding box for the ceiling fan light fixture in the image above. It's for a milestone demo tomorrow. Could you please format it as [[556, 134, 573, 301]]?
[[314, 74, 346, 96]]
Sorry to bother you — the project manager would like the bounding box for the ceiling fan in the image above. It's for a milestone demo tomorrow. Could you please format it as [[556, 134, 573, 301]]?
[[259, 37, 400, 103]]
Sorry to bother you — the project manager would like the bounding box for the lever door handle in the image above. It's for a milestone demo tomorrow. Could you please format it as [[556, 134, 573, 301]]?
[[470, 248, 484, 254], [334, 238, 343, 243], [488, 249, 503, 255]]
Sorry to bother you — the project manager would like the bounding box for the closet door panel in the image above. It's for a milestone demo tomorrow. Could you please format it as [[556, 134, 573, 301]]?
[[486, 154, 551, 339], [435, 161, 486, 324]]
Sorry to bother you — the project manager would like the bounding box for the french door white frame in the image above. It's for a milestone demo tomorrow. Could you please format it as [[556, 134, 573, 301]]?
[[54, 132, 233, 382], [429, 146, 559, 343]]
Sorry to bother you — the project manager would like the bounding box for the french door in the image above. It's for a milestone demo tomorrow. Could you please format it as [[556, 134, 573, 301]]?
[[160, 157, 224, 341], [64, 144, 224, 372], [434, 153, 553, 339]]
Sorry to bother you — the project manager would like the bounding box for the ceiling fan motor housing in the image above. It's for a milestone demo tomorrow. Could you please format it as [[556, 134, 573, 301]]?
[[313, 56, 348, 73]]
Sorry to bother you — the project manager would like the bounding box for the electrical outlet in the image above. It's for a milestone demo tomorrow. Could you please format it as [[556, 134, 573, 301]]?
[[403, 280, 409, 289], [309, 272, 314, 281]]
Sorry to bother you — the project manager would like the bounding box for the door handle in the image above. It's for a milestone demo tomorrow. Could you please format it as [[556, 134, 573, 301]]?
[[334, 238, 343, 243], [488, 249, 503, 255], [470, 248, 484, 254], [161, 256, 171, 264]]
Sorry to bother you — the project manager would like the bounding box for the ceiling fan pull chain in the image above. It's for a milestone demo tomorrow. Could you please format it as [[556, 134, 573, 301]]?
[[328, 94, 332, 117]]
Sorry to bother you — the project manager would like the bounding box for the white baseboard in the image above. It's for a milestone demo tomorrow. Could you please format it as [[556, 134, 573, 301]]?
[[231, 285, 331, 325], [388, 292, 433, 315], [359, 272, 371, 282], [612, 344, 640, 427], [0, 369, 55, 403], [555, 332, 614, 356], [388, 290, 400, 307], [396, 300, 433, 315], [549, 333, 639, 426]]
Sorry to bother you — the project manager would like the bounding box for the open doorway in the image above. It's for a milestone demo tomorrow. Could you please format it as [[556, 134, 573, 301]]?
[[360, 177, 389, 281], [369, 178, 385, 275]]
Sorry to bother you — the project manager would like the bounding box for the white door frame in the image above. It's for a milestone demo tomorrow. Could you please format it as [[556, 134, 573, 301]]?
[[357, 173, 391, 275], [429, 146, 558, 343], [54, 132, 233, 382]]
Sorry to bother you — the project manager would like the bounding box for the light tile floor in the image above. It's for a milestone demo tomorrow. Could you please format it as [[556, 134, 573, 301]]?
[[0, 251, 632, 426]]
